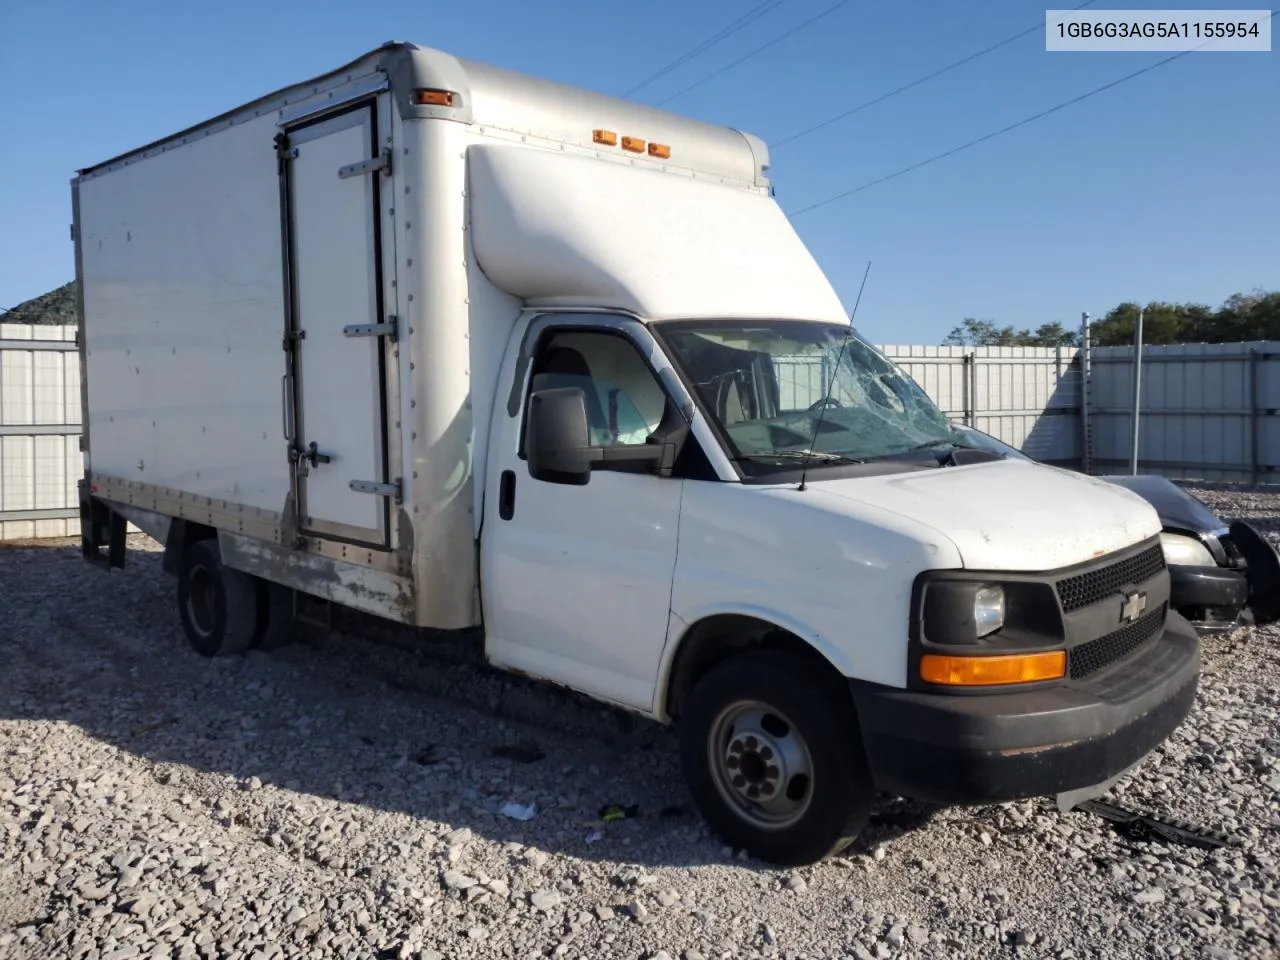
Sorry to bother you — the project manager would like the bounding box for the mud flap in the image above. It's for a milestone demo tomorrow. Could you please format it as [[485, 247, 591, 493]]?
[[79, 481, 126, 570], [1228, 520, 1280, 623]]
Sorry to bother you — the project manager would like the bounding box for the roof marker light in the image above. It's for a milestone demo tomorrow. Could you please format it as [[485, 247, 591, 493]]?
[[414, 89, 456, 106]]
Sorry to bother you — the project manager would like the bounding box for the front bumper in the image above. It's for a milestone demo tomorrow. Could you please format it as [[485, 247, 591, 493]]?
[[851, 613, 1200, 804], [1169, 563, 1248, 633]]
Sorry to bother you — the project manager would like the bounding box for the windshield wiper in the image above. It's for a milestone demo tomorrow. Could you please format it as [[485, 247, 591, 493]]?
[[735, 450, 865, 464], [899, 439, 961, 453]]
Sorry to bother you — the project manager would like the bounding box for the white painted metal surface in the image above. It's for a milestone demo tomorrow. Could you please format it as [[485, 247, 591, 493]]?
[[663, 479, 964, 695], [77, 107, 292, 515], [466, 144, 847, 324], [288, 107, 387, 542], [478, 312, 723, 711]]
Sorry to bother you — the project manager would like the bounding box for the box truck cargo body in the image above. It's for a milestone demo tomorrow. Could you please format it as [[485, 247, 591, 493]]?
[[75, 42, 1200, 864]]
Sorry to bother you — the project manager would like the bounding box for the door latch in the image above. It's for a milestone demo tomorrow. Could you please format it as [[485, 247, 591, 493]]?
[[291, 441, 332, 468]]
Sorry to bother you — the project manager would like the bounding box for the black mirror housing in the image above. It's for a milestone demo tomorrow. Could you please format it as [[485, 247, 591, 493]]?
[[526, 387, 594, 484]]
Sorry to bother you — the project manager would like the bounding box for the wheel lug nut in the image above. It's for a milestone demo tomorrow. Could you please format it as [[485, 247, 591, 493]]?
[[726, 756, 740, 769], [745, 736, 759, 750], [732, 775, 746, 788], [729, 741, 744, 754], [760, 747, 773, 760], [747, 785, 760, 799], [759, 782, 774, 795]]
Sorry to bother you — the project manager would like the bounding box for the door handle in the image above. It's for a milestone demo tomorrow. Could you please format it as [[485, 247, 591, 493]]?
[[281, 374, 295, 441], [304, 442, 332, 467], [499, 470, 516, 521]]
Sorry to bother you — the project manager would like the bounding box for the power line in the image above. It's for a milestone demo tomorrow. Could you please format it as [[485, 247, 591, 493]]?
[[655, 0, 850, 107], [772, 0, 1100, 150], [620, 0, 787, 99], [787, 12, 1280, 220]]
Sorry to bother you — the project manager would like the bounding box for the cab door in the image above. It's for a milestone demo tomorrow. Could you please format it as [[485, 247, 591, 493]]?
[[480, 315, 686, 711]]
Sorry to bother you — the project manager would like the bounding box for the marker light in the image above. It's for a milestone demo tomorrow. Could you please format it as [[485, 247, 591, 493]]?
[[593, 129, 618, 146], [621, 136, 645, 153], [647, 142, 671, 159], [413, 89, 456, 106], [920, 651, 1066, 686]]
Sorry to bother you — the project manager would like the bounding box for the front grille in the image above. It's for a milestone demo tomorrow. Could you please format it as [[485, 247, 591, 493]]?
[[1055, 544, 1165, 613], [1069, 602, 1167, 680]]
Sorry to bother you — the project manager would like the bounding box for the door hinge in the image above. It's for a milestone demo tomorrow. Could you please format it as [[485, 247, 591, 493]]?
[[338, 147, 392, 180], [343, 316, 398, 342], [349, 478, 403, 505], [274, 132, 298, 174], [282, 329, 305, 352]]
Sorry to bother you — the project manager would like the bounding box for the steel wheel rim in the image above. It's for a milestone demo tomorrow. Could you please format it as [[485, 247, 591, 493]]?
[[186, 564, 218, 638], [707, 699, 815, 831]]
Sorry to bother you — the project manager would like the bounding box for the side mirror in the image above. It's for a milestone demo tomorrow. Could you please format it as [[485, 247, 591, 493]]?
[[526, 387, 594, 485]]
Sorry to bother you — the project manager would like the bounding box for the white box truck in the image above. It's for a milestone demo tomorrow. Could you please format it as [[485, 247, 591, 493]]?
[[74, 41, 1200, 865]]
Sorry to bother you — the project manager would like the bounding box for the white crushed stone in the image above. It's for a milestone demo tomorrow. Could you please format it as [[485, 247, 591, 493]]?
[[1, 483, 1278, 959]]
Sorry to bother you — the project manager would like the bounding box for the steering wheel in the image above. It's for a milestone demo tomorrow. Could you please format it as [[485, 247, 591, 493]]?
[[808, 396, 843, 412]]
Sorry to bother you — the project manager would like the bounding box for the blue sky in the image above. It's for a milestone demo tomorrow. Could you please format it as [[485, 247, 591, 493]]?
[[1, 1, 1275, 343]]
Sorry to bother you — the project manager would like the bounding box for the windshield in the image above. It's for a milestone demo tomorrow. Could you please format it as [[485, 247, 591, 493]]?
[[653, 319, 960, 476]]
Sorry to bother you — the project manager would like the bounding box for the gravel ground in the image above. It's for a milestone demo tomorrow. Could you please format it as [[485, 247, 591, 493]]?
[[2, 484, 1279, 960]]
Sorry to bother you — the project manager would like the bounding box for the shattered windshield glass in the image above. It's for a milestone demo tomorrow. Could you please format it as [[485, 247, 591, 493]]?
[[654, 320, 963, 475]]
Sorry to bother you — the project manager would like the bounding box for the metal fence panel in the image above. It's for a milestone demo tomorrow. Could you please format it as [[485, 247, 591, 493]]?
[[0, 323, 82, 540], [1087, 341, 1280, 482], [879, 344, 1083, 465]]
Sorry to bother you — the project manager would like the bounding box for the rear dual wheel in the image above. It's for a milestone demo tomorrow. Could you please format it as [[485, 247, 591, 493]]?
[[679, 650, 874, 866], [176, 539, 294, 656]]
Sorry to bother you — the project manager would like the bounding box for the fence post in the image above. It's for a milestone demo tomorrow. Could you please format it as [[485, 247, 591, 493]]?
[[1250, 347, 1260, 485], [1129, 307, 1144, 475], [1080, 312, 1091, 474], [969, 351, 979, 427], [962, 351, 975, 425]]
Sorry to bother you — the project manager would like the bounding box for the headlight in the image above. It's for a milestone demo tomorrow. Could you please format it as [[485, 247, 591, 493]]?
[[974, 585, 1005, 638], [1159, 531, 1216, 568]]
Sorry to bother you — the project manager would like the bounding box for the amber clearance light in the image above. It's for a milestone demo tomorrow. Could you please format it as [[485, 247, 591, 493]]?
[[413, 89, 456, 106], [920, 650, 1066, 686]]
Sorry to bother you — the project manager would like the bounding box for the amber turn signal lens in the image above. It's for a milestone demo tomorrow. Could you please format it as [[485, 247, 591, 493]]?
[[621, 136, 645, 153], [920, 651, 1066, 686], [593, 129, 618, 146], [647, 142, 671, 159], [414, 89, 456, 106]]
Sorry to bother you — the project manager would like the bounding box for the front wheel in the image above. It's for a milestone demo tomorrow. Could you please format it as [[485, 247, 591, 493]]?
[[679, 650, 873, 865]]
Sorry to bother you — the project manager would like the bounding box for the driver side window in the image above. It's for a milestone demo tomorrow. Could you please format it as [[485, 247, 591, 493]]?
[[525, 329, 667, 449]]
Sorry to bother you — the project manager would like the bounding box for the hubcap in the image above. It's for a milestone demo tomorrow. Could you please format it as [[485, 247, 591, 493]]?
[[708, 701, 814, 830], [186, 564, 218, 638]]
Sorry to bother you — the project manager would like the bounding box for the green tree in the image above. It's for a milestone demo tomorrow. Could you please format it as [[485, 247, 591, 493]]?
[[943, 317, 1080, 348], [1088, 292, 1280, 345]]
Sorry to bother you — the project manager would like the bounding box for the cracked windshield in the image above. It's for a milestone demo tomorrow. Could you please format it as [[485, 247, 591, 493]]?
[[657, 320, 961, 473]]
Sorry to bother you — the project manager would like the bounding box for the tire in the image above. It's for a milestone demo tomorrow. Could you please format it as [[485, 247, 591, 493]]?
[[176, 538, 262, 657], [254, 580, 298, 651], [679, 649, 873, 866]]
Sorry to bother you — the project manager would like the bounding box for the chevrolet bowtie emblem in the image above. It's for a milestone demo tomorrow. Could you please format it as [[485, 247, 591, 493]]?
[[1120, 591, 1147, 623]]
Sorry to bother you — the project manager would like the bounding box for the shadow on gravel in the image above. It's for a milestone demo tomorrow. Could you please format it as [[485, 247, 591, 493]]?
[[0, 539, 943, 871]]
